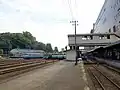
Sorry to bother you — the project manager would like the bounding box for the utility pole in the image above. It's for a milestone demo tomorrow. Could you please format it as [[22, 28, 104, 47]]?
[[70, 20, 78, 65]]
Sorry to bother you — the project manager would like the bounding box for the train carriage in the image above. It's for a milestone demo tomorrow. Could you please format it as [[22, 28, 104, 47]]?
[[10, 49, 45, 59]]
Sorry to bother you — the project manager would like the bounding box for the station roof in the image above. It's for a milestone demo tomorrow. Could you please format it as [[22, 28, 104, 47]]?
[[86, 47, 104, 53], [86, 40, 120, 53], [103, 40, 120, 48]]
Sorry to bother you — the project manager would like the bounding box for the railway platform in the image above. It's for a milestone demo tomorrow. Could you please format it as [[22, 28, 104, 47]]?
[[0, 61, 90, 90]]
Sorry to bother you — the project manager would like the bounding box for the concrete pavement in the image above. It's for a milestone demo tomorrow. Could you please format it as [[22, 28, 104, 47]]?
[[0, 61, 90, 90]]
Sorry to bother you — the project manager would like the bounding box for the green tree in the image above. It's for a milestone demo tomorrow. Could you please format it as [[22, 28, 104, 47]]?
[[0, 32, 33, 51], [54, 47, 58, 52], [23, 31, 36, 43], [0, 32, 55, 54], [61, 48, 64, 52], [10, 33, 29, 49], [46, 43, 53, 53], [0, 49, 3, 55], [33, 42, 46, 51]]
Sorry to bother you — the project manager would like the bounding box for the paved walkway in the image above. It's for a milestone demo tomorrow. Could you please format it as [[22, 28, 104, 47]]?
[[0, 61, 90, 90]]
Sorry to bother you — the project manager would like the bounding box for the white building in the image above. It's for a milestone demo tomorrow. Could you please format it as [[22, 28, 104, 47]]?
[[66, 0, 120, 61], [93, 0, 120, 34]]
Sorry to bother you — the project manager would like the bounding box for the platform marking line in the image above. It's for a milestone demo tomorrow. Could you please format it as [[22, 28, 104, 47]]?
[[79, 61, 90, 90]]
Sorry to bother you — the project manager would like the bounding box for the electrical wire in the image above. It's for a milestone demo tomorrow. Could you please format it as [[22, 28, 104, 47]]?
[[74, 0, 78, 20], [67, 0, 75, 20]]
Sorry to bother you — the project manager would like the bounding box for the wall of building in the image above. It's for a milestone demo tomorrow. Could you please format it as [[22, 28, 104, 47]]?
[[68, 35, 119, 45], [94, 0, 120, 33], [66, 50, 76, 61]]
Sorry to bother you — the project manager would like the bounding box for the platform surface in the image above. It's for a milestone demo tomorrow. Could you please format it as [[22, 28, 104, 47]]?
[[0, 61, 90, 90]]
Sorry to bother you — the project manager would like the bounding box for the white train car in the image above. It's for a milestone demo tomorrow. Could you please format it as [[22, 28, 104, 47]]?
[[10, 49, 45, 59], [93, 0, 120, 34]]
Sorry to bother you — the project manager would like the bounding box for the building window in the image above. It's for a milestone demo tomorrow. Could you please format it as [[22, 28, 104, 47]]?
[[118, 8, 120, 11], [109, 29, 111, 33], [90, 36, 93, 40], [70, 46, 72, 50], [107, 35, 110, 39], [82, 37, 87, 40], [73, 46, 75, 50], [113, 25, 116, 32], [104, 8, 106, 11], [82, 36, 87, 40], [99, 37, 102, 39], [99, 35, 104, 39], [76, 46, 79, 50]]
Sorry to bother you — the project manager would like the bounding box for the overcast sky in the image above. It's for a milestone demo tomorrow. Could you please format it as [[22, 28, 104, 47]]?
[[0, 0, 105, 50]]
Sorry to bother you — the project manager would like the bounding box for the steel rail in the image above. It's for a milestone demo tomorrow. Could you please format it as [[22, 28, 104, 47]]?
[[103, 65, 120, 74], [92, 66, 120, 89], [88, 68, 105, 90], [0, 60, 55, 75]]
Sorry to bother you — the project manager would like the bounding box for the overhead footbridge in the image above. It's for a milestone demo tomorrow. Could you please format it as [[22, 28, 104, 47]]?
[[66, 33, 120, 61]]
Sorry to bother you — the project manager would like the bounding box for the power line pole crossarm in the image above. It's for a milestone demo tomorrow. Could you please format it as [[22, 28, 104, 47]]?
[[70, 20, 78, 65]]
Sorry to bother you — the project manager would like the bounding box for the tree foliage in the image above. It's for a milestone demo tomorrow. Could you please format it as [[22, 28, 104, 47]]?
[[46, 43, 53, 53], [0, 31, 55, 54], [61, 48, 64, 52], [0, 49, 3, 54], [32, 41, 46, 51], [54, 47, 58, 52]]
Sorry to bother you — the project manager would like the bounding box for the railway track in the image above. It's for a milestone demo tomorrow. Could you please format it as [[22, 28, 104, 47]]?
[[0, 60, 48, 69], [83, 60, 97, 65], [0, 62, 35, 69], [103, 65, 120, 75], [88, 65, 120, 90], [0, 59, 57, 82]]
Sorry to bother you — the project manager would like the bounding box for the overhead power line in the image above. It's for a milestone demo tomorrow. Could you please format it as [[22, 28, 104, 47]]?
[[67, 0, 75, 20], [74, 0, 78, 19], [66, 0, 79, 20]]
